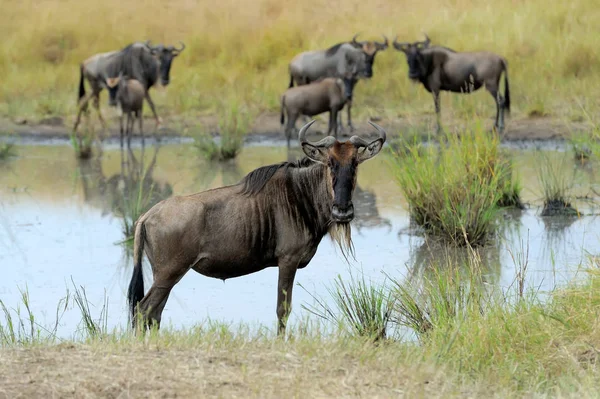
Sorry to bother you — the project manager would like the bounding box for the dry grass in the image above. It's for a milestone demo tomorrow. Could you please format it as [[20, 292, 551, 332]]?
[[1, 0, 600, 126]]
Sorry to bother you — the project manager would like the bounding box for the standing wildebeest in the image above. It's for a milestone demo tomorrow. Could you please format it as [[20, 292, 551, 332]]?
[[127, 119, 387, 335], [280, 77, 355, 144], [288, 34, 388, 131], [106, 74, 145, 148], [393, 35, 510, 133], [73, 41, 185, 134]]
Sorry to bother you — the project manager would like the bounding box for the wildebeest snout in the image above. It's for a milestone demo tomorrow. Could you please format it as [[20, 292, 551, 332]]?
[[332, 202, 354, 222]]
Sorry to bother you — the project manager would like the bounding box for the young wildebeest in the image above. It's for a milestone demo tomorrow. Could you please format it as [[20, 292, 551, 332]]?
[[127, 120, 387, 335], [288, 33, 388, 131], [74, 41, 185, 134], [280, 77, 354, 144], [106, 74, 145, 148], [393, 35, 510, 133]]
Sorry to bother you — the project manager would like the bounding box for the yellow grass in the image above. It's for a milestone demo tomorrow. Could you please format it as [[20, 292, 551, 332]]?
[[1, 0, 600, 126]]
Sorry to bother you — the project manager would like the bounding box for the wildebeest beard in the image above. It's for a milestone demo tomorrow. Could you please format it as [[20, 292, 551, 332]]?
[[328, 222, 355, 262]]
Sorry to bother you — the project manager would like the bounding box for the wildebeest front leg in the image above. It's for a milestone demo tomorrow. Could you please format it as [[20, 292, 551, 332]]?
[[119, 113, 125, 148], [144, 92, 161, 127], [127, 113, 134, 148], [329, 109, 339, 138], [277, 263, 298, 336], [138, 110, 144, 147], [433, 91, 442, 134]]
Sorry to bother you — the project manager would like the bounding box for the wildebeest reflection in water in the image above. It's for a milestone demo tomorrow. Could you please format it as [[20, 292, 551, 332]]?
[[76, 144, 174, 247], [192, 159, 244, 192]]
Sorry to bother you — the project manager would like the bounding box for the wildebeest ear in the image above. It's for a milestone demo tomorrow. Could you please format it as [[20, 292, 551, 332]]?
[[357, 139, 384, 163], [301, 143, 329, 164]]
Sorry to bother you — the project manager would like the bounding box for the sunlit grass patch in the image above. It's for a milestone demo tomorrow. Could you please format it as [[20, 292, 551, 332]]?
[[1, 0, 600, 126]]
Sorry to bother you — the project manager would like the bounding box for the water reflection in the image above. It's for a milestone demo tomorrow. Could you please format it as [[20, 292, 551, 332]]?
[[193, 159, 244, 191], [78, 145, 174, 250], [2, 142, 600, 336], [352, 186, 392, 232], [407, 238, 502, 286]]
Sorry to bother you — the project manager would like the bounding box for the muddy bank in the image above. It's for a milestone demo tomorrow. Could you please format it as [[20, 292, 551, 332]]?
[[0, 112, 590, 144]]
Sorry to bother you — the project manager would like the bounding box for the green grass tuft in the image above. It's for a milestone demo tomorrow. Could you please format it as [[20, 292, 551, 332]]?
[[301, 269, 395, 341], [536, 151, 579, 216], [194, 98, 253, 161], [0, 142, 17, 160], [388, 124, 517, 246]]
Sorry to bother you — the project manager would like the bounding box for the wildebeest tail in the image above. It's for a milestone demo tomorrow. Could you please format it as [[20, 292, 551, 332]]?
[[78, 64, 86, 102], [502, 59, 510, 114], [280, 96, 286, 125], [127, 216, 146, 328]]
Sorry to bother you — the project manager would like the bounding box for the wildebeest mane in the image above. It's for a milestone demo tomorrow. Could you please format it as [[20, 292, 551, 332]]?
[[325, 42, 344, 57], [430, 45, 456, 53], [108, 43, 159, 89], [240, 157, 315, 196]]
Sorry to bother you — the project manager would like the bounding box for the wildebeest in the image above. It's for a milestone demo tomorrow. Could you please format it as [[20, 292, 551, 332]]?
[[73, 41, 185, 134], [106, 74, 145, 148], [393, 35, 510, 133], [280, 77, 355, 144], [288, 34, 388, 131], [127, 119, 387, 335]]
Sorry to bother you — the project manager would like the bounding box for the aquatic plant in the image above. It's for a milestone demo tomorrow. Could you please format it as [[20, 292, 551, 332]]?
[[496, 152, 524, 209], [301, 269, 395, 341], [0, 143, 16, 160], [536, 151, 578, 216], [69, 130, 94, 159], [388, 125, 511, 246], [194, 98, 253, 161], [391, 251, 491, 340]]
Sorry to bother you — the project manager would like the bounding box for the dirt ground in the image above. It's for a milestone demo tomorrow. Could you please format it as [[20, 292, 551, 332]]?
[[0, 343, 454, 399], [0, 112, 590, 144]]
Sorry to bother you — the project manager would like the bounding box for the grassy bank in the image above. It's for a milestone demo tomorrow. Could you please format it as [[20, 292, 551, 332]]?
[[3, 263, 600, 397], [2, 0, 600, 128]]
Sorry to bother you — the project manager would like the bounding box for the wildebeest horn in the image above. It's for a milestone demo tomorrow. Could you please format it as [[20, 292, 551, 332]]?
[[421, 33, 431, 47], [392, 35, 410, 51], [173, 41, 185, 52], [349, 121, 387, 147], [298, 120, 336, 148], [377, 35, 389, 49]]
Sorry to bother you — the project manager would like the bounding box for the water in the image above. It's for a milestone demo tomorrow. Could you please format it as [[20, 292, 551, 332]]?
[[1, 139, 600, 337]]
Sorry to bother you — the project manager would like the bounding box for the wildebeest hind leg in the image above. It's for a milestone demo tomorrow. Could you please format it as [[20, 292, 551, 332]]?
[[73, 91, 96, 134], [346, 100, 354, 132], [137, 262, 191, 330], [486, 84, 503, 133]]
